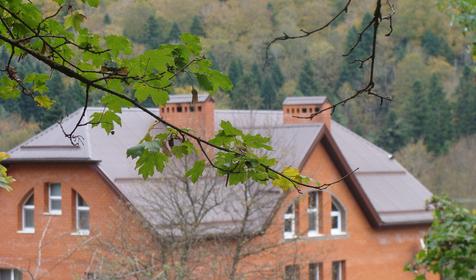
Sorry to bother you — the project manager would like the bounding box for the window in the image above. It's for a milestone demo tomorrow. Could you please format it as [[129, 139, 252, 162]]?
[[76, 193, 90, 234], [48, 183, 62, 214], [307, 192, 319, 236], [0, 269, 22, 280], [284, 203, 296, 239], [331, 197, 345, 235], [308, 263, 321, 280], [285, 265, 300, 280], [22, 193, 34, 232], [332, 261, 345, 280]]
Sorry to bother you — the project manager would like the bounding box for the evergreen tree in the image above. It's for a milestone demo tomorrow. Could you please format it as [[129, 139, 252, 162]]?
[[260, 77, 277, 110], [190, 16, 206, 37], [454, 67, 476, 136], [144, 16, 163, 49], [424, 75, 453, 155], [270, 61, 284, 89], [229, 74, 261, 109], [402, 80, 428, 141], [40, 72, 66, 128], [421, 31, 454, 61], [251, 63, 262, 88], [207, 51, 220, 70], [338, 13, 373, 88], [167, 22, 181, 43], [228, 59, 243, 86], [298, 60, 318, 96], [376, 110, 407, 153]]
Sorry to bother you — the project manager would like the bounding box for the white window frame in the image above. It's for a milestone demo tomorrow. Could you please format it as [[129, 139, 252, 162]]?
[[48, 183, 62, 215], [332, 261, 344, 280], [309, 263, 321, 280], [283, 203, 296, 239], [331, 198, 345, 235], [75, 193, 90, 235], [21, 194, 35, 233], [307, 192, 319, 237], [0, 268, 22, 280]]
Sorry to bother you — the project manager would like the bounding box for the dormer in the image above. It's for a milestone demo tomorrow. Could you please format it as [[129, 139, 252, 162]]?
[[282, 96, 332, 129], [160, 94, 215, 139]]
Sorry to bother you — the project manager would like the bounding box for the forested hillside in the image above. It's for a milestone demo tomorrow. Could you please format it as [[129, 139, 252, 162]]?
[[0, 0, 474, 205]]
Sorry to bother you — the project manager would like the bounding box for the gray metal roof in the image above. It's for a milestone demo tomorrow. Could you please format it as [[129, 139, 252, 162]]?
[[167, 93, 210, 104], [283, 96, 327, 105], [7, 106, 433, 231]]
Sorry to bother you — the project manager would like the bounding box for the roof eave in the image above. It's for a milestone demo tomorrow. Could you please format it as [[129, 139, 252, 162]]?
[[3, 158, 100, 164]]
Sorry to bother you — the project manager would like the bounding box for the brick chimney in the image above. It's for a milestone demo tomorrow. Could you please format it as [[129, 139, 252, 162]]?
[[160, 94, 215, 139], [282, 96, 332, 129]]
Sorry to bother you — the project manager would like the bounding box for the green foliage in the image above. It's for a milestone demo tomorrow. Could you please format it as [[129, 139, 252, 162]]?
[[190, 16, 206, 37], [403, 81, 428, 142], [228, 58, 243, 86], [376, 110, 407, 153], [298, 60, 318, 96], [424, 75, 453, 155], [0, 152, 13, 191], [260, 77, 277, 110], [406, 196, 476, 280], [454, 67, 476, 137], [168, 22, 182, 43], [421, 31, 454, 61]]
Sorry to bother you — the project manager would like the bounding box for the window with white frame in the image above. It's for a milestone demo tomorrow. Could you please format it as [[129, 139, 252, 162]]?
[[308, 263, 321, 280], [0, 268, 22, 280], [284, 264, 300, 280], [76, 193, 90, 234], [48, 183, 62, 214], [307, 192, 319, 236], [332, 261, 345, 280], [22, 193, 34, 232], [331, 197, 345, 235], [284, 203, 296, 239]]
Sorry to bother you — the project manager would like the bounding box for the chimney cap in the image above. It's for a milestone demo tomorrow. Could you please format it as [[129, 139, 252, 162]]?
[[283, 96, 327, 105], [167, 93, 213, 104]]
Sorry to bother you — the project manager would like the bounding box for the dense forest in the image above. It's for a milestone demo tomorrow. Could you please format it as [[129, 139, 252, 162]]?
[[0, 0, 474, 206]]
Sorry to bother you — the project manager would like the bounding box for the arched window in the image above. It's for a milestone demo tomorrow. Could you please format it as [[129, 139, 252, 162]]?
[[76, 193, 90, 234], [307, 192, 319, 236], [331, 197, 346, 235], [22, 193, 34, 232], [283, 203, 296, 239]]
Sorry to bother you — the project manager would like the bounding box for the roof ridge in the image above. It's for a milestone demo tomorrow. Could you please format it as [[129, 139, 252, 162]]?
[[8, 107, 85, 154]]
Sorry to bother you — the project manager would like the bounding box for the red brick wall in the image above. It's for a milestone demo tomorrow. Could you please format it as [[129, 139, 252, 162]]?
[[160, 98, 215, 139], [283, 102, 332, 129], [235, 141, 435, 280], [0, 143, 435, 279], [0, 163, 129, 280]]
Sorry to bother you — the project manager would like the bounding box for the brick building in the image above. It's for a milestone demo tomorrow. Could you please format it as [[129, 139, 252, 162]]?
[[0, 95, 435, 279]]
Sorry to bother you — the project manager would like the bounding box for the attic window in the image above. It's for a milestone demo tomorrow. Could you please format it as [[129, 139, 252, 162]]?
[[331, 197, 346, 235], [161, 108, 164, 113], [296, 108, 300, 113], [315, 107, 320, 113], [291, 108, 295, 114], [284, 203, 296, 239], [184, 106, 188, 112], [190, 106, 195, 112], [308, 192, 320, 236], [286, 108, 290, 113], [302, 108, 307, 113], [166, 107, 170, 113], [177, 106, 182, 113], [198, 106, 202, 112]]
